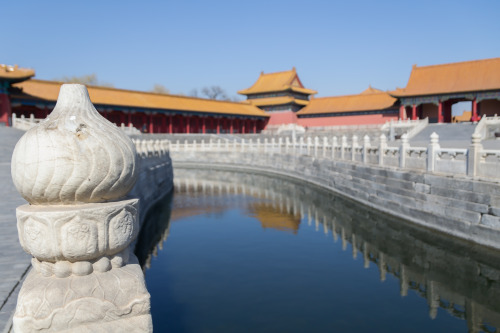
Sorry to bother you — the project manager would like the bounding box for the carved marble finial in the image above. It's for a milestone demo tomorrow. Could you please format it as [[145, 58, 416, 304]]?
[[11, 84, 138, 205], [11, 84, 151, 332]]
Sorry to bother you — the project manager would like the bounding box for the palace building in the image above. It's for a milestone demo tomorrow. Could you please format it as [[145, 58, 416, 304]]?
[[238, 67, 317, 112], [391, 57, 500, 123], [0, 65, 35, 126], [296, 87, 399, 127], [1, 72, 269, 133], [238, 68, 317, 129], [2, 57, 500, 132]]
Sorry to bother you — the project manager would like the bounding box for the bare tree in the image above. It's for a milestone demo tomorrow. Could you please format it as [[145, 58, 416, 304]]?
[[151, 84, 169, 94], [201, 86, 228, 100], [57, 73, 114, 87]]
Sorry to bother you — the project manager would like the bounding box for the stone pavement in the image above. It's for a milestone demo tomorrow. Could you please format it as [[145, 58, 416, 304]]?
[[0, 127, 30, 333]]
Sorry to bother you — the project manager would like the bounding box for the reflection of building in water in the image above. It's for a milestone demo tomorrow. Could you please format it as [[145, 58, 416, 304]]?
[[172, 168, 500, 333], [173, 176, 301, 234], [248, 202, 301, 234]]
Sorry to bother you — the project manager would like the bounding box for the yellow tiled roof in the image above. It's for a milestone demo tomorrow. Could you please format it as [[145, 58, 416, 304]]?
[[238, 68, 317, 95], [248, 96, 309, 107], [0, 64, 35, 83], [297, 88, 397, 115], [391, 57, 500, 97], [13, 80, 269, 117]]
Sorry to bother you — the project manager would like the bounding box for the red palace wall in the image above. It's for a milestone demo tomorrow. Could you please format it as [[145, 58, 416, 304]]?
[[267, 111, 298, 126], [297, 113, 398, 128]]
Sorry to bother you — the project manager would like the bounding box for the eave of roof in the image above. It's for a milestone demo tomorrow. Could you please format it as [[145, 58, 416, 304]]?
[[12, 80, 269, 118], [0, 65, 35, 83], [297, 91, 397, 115], [248, 96, 309, 107]]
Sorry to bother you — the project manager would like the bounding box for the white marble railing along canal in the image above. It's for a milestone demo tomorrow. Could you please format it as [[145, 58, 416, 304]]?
[[130, 128, 500, 251]]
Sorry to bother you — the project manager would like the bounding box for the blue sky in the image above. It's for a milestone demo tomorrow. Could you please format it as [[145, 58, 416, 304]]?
[[4, 0, 500, 100]]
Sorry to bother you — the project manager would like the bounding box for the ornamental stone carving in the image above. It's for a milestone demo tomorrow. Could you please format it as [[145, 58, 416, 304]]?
[[11, 84, 152, 332]]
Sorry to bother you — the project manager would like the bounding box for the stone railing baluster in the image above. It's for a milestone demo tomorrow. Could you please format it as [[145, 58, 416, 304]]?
[[467, 133, 482, 177], [379, 134, 387, 166], [363, 135, 370, 164], [351, 135, 358, 161], [341, 135, 347, 160], [427, 132, 440, 172], [10, 84, 152, 332], [399, 133, 409, 168]]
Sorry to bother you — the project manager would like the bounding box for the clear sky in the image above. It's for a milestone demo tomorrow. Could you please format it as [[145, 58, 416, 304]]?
[[4, 0, 500, 100]]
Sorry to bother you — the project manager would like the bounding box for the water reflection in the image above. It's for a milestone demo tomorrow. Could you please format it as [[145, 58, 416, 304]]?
[[138, 168, 500, 333]]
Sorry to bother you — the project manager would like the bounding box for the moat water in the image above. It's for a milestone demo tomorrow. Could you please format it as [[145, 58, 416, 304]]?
[[135, 169, 500, 333]]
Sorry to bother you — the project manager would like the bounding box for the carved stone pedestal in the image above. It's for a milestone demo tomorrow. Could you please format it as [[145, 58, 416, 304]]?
[[10, 84, 152, 332]]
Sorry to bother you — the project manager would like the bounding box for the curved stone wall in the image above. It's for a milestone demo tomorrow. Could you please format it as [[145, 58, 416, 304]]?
[[170, 150, 500, 250]]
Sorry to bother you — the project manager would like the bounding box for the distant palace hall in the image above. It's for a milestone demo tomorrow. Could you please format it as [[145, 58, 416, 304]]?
[[1, 57, 500, 133]]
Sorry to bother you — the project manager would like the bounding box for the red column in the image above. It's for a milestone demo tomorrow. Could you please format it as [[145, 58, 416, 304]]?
[[149, 114, 154, 133], [0, 92, 11, 126], [128, 112, 132, 126], [217, 118, 220, 134], [471, 98, 478, 122], [168, 115, 173, 133], [186, 116, 190, 134], [119, 112, 125, 125], [253, 120, 257, 133], [202, 117, 206, 134], [399, 105, 406, 120], [438, 101, 443, 123], [230, 119, 234, 134], [242, 119, 246, 133], [411, 104, 417, 120]]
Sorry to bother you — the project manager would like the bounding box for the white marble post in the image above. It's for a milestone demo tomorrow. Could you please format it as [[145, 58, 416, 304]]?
[[427, 132, 440, 172], [379, 134, 387, 166], [332, 136, 338, 159], [362, 135, 370, 164], [322, 137, 328, 158], [341, 135, 347, 160], [399, 133, 409, 168], [11, 85, 152, 332], [351, 135, 358, 161], [467, 133, 482, 177], [314, 136, 319, 157]]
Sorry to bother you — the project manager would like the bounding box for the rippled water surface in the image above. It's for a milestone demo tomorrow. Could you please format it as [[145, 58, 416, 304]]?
[[136, 169, 500, 333]]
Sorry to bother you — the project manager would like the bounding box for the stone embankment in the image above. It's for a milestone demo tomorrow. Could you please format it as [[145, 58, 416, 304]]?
[[166, 143, 500, 250]]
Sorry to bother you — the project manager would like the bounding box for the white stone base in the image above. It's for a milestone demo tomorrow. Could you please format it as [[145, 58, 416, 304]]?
[[13, 254, 152, 333]]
